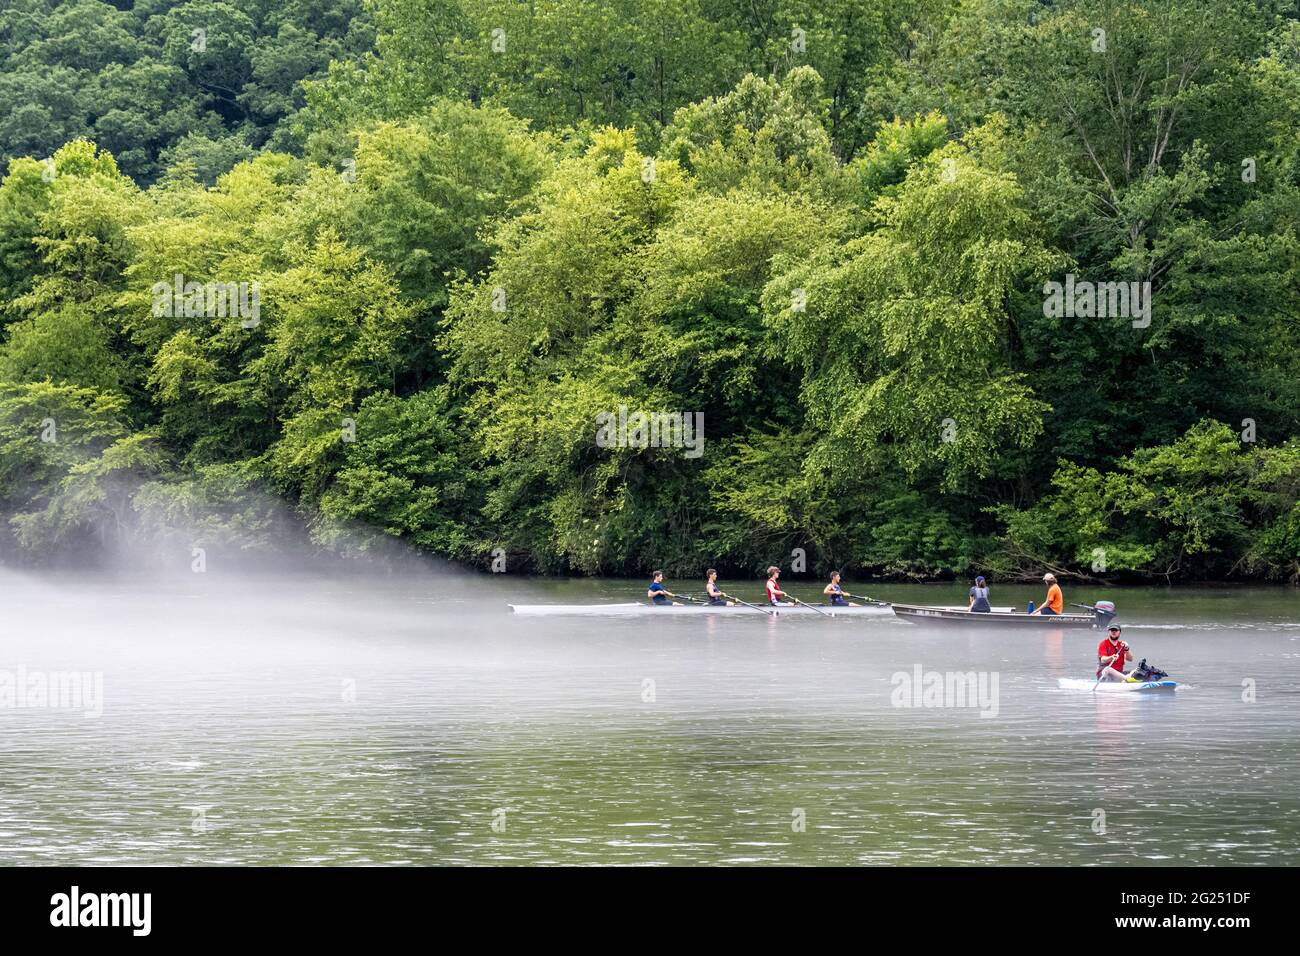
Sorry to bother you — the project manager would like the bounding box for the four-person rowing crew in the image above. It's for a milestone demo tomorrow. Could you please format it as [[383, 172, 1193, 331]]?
[[647, 567, 878, 609]]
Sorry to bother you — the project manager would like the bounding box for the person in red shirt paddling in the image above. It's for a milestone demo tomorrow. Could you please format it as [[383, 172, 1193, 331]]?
[[764, 566, 790, 606], [1097, 623, 1134, 681]]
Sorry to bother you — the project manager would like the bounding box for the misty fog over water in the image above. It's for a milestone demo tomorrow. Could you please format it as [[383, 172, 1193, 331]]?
[[1, 565, 1297, 865]]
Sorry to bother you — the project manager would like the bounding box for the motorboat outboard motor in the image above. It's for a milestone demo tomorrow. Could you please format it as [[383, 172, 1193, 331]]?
[[1091, 600, 1117, 628]]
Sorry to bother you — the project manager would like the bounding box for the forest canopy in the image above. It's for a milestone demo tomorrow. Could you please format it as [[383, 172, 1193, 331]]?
[[2, 0, 1299, 582]]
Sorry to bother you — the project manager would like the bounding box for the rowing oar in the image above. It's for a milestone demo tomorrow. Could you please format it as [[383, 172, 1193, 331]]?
[[666, 591, 720, 608], [837, 595, 889, 608], [787, 594, 835, 618], [718, 591, 776, 616], [666, 591, 705, 605], [827, 590, 864, 607]]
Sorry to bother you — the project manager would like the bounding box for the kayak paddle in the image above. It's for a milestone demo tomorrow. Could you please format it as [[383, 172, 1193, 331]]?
[[1094, 640, 1128, 690]]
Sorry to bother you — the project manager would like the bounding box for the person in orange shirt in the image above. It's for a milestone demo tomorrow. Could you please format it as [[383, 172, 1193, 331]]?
[[1031, 572, 1064, 615]]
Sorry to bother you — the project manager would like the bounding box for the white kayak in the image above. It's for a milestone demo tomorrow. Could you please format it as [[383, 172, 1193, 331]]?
[[508, 602, 1014, 617], [1058, 678, 1178, 693]]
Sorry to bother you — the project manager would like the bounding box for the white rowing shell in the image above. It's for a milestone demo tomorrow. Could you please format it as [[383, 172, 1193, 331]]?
[[508, 603, 1014, 617]]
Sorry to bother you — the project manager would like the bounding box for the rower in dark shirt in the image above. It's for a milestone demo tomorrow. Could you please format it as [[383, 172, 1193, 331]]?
[[705, 569, 731, 605], [647, 570, 680, 606], [823, 572, 849, 607]]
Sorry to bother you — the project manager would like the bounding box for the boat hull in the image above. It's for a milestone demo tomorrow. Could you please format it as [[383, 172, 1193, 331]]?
[[509, 602, 891, 616], [1058, 678, 1178, 692], [891, 603, 1101, 628], [509, 602, 1016, 618]]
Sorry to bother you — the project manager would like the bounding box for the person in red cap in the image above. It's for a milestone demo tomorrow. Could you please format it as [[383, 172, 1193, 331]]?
[[1096, 623, 1134, 681]]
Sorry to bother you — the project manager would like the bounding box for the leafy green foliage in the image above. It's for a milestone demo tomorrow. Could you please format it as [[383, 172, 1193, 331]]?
[[1, 0, 1299, 583], [989, 422, 1300, 581], [0, 0, 374, 184], [768, 140, 1059, 489]]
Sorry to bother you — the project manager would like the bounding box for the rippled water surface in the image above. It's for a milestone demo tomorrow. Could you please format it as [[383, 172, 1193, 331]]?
[[1, 568, 1297, 865]]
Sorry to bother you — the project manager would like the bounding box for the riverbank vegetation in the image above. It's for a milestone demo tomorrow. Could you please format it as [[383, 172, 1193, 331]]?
[[2, 0, 1299, 582]]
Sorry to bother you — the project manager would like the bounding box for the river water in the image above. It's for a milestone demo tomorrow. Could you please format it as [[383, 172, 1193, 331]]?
[[1, 567, 1296, 866]]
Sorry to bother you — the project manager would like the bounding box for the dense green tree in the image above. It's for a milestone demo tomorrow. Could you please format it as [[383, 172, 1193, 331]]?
[[0, 0, 374, 184], [1, 0, 1298, 581], [991, 421, 1300, 581], [768, 137, 1059, 490]]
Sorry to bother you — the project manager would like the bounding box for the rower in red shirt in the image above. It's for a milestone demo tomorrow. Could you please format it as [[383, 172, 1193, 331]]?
[[764, 566, 790, 606], [1096, 623, 1134, 681]]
